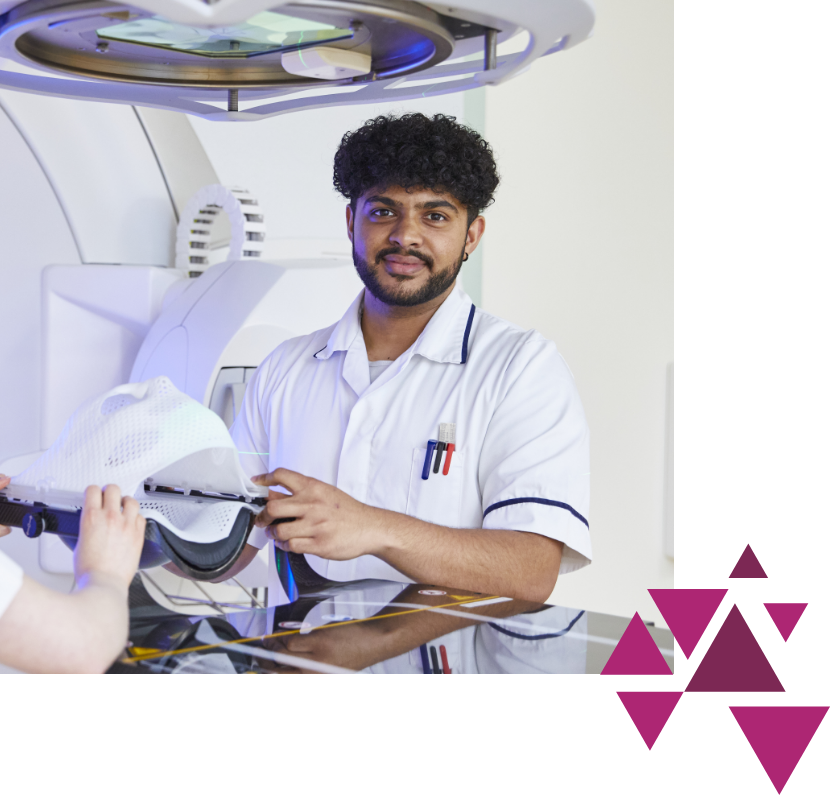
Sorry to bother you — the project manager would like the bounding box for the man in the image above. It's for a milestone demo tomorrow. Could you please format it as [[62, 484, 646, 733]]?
[[226, 113, 591, 604], [0, 475, 145, 673]]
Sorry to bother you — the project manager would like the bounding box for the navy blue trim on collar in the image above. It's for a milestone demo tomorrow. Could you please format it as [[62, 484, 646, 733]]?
[[487, 610, 586, 641], [313, 345, 327, 359], [461, 304, 476, 364], [483, 497, 589, 529]]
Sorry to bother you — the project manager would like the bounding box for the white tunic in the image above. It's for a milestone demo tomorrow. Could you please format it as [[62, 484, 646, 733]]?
[[231, 283, 591, 599]]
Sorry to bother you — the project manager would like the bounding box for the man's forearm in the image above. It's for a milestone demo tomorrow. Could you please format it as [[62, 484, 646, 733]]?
[[251, 470, 564, 601], [372, 511, 563, 603]]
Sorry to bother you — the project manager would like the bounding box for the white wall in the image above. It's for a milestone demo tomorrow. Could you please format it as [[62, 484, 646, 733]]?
[[482, 0, 673, 624]]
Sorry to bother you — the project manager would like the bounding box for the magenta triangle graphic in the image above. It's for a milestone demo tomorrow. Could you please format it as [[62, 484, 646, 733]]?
[[764, 603, 808, 641], [686, 605, 784, 692], [601, 613, 672, 675], [730, 706, 829, 793], [730, 544, 767, 578], [617, 691, 683, 749], [649, 588, 728, 658]]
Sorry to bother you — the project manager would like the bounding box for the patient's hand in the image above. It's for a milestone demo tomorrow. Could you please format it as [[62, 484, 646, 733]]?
[[74, 484, 146, 592], [0, 474, 10, 537]]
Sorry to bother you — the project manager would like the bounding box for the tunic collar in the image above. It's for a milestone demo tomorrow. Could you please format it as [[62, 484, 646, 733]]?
[[314, 282, 476, 366]]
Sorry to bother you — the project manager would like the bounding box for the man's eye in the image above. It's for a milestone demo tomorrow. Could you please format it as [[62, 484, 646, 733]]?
[[371, 208, 393, 217], [427, 213, 446, 221]]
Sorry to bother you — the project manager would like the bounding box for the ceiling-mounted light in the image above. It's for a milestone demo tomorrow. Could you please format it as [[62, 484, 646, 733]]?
[[0, 1, 596, 120]]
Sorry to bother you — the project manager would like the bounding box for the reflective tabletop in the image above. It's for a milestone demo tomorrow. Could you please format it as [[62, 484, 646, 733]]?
[[111, 576, 675, 675]]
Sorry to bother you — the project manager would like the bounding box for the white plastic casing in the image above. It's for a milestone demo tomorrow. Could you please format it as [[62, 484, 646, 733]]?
[[130, 258, 363, 411], [280, 47, 372, 81]]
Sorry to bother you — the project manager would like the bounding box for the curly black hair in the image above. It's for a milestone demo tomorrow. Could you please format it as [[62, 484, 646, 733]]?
[[333, 113, 499, 224]]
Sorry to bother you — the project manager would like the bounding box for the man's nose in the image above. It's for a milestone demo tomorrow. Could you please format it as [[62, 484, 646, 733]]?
[[388, 214, 422, 249]]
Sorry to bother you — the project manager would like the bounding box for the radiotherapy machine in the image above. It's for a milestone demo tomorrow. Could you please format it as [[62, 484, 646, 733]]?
[[0, 0, 596, 606]]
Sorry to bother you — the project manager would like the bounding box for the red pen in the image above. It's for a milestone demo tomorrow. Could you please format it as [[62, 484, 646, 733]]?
[[440, 423, 457, 475], [440, 644, 452, 674], [442, 444, 455, 475]]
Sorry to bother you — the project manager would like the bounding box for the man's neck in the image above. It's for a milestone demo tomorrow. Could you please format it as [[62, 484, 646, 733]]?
[[361, 282, 455, 362]]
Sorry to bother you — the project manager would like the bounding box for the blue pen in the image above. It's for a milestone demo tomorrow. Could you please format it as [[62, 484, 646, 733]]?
[[421, 439, 438, 480], [419, 644, 431, 673]]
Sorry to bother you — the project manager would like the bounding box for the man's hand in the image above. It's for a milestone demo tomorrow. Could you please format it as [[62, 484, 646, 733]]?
[[74, 485, 146, 592], [252, 469, 384, 560], [0, 474, 11, 537], [251, 468, 562, 603]]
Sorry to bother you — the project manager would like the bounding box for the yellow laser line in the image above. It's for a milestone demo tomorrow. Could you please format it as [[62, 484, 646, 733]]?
[[123, 594, 492, 664]]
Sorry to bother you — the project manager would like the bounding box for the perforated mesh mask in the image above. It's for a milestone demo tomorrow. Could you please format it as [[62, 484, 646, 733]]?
[[10, 377, 267, 543]]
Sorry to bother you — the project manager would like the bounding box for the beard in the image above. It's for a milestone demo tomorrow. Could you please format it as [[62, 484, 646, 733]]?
[[352, 241, 466, 307]]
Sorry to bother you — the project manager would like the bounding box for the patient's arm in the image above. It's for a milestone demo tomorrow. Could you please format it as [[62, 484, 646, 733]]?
[[0, 484, 145, 674], [0, 574, 131, 673], [162, 542, 261, 583]]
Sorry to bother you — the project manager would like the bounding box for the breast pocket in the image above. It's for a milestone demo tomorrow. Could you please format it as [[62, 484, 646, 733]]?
[[405, 448, 464, 528]]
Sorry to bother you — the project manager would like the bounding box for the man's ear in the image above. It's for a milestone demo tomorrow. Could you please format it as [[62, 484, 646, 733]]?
[[346, 203, 354, 243], [464, 215, 486, 257]]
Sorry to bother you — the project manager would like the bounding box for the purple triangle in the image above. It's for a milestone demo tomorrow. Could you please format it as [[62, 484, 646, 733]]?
[[686, 605, 784, 692], [764, 603, 808, 641], [617, 691, 683, 749], [601, 613, 672, 675], [649, 588, 728, 658], [730, 544, 767, 578], [731, 706, 829, 793]]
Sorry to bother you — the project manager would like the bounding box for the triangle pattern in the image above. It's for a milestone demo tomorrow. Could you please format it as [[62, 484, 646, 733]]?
[[618, 691, 683, 749], [730, 706, 829, 793], [601, 613, 672, 675], [764, 603, 808, 641], [649, 588, 728, 658], [686, 605, 784, 692], [730, 544, 767, 578]]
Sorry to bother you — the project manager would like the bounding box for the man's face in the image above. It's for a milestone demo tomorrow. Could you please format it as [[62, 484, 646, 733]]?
[[347, 185, 484, 308]]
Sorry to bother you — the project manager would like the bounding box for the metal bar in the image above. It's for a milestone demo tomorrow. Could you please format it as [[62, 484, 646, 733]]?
[[149, 594, 252, 609], [191, 579, 228, 615], [231, 576, 265, 609], [228, 88, 239, 112], [141, 570, 227, 615], [484, 28, 498, 71]]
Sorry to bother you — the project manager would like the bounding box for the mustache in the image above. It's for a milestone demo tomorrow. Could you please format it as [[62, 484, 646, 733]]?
[[374, 247, 433, 268]]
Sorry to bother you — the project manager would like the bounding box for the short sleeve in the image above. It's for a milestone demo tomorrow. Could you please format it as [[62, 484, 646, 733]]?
[[230, 365, 272, 550], [478, 340, 591, 574], [0, 549, 24, 620]]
